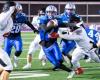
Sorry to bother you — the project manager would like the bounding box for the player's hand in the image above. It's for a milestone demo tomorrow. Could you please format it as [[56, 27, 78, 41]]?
[[49, 32, 59, 38], [3, 32, 10, 37], [90, 41, 98, 48], [34, 29, 39, 34]]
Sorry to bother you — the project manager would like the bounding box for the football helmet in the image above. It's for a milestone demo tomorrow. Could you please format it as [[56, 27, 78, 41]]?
[[2, 1, 15, 12], [65, 3, 76, 15], [46, 5, 57, 19], [16, 3, 23, 12]]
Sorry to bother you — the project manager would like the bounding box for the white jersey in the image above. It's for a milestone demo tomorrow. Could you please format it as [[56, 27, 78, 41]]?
[[59, 27, 92, 52], [0, 6, 15, 71], [59, 26, 100, 70], [0, 7, 14, 46], [31, 16, 39, 30]]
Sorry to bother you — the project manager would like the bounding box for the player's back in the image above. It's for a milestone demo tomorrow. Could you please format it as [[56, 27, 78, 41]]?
[[85, 27, 100, 44]]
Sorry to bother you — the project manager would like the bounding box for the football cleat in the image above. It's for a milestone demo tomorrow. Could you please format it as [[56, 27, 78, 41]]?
[[85, 58, 92, 63], [75, 67, 84, 75], [23, 63, 31, 69], [41, 59, 46, 66], [67, 71, 75, 79]]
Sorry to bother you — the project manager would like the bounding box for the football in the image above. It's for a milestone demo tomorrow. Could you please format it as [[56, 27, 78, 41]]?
[[47, 19, 58, 27]]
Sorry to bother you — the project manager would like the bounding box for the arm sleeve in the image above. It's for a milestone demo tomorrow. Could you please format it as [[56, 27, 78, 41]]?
[[59, 32, 83, 41], [58, 22, 76, 28], [25, 21, 39, 33]]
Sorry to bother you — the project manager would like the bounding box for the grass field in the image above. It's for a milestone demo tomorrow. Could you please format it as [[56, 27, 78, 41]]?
[[8, 32, 100, 80]]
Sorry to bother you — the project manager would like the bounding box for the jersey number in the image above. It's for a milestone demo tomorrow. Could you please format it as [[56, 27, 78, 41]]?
[[88, 30, 99, 41], [11, 24, 21, 33]]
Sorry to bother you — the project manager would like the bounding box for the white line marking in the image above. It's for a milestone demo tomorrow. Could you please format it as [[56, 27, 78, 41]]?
[[10, 71, 49, 79]]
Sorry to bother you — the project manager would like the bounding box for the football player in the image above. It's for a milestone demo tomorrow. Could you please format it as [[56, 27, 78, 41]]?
[[4, 3, 37, 68], [85, 24, 100, 62], [38, 5, 76, 79], [58, 2, 77, 68], [58, 10, 100, 79], [23, 9, 47, 69], [0, 1, 16, 80]]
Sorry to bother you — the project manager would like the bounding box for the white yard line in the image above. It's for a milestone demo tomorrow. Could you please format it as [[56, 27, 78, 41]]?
[[10, 70, 49, 79], [18, 58, 38, 59]]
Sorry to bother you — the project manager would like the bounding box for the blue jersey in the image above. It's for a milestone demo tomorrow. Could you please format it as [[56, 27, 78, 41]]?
[[58, 12, 70, 24], [58, 12, 82, 24], [58, 12, 82, 55], [4, 12, 27, 56], [38, 15, 58, 45], [85, 27, 100, 44], [38, 15, 63, 67], [8, 12, 28, 38]]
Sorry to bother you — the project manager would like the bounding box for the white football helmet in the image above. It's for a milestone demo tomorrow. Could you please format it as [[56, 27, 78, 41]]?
[[46, 5, 57, 19], [65, 3, 76, 15], [16, 3, 23, 12], [89, 24, 98, 31]]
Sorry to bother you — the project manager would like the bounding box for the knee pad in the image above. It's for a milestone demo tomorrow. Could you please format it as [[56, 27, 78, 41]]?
[[15, 51, 22, 57]]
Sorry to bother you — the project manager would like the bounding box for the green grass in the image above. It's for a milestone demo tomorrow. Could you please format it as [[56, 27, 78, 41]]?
[[7, 32, 100, 80]]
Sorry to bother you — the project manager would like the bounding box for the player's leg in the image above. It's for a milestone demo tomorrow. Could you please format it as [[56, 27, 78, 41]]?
[[61, 40, 76, 68], [0, 48, 13, 80], [52, 42, 72, 71], [4, 38, 13, 56], [38, 47, 47, 66], [62, 47, 75, 68], [52, 42, 76, 78], [89, 49, 100, 62], [13, 36, 22, 68], [61, 41, 70, 63], [23, 35, 40, 69], [71, 47, 84, 74], [0, 70, 10, 80]]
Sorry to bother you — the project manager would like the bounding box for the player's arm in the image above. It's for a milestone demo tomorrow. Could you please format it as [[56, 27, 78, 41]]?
[[0, 2, 15, 24], [40, 19, 58, 33], [25, 21, 39, 33], [59, 33, 82, 41], [59, 29, 83, 40], [97, 43, 100, 48], [96, 38, 100, 48]]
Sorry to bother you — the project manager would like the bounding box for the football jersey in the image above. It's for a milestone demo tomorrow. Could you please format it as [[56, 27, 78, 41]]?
[[8, 12, 28, 38], [85, 27, 100, 44], [58, 12, 81, 53], [0, 7, 14, 46], [38, 15, 58, 41]]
